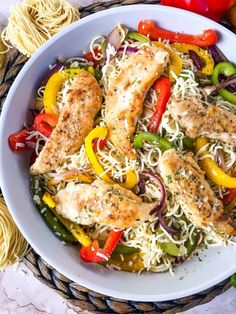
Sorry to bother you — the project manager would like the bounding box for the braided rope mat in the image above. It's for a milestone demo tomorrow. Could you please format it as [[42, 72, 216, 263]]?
[[0, 1, 235, 313]]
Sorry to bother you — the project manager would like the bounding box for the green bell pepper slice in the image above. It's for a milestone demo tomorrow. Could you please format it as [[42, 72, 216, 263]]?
[[211, 61, 236, 105], [159, 242, 184, 257], [231, 273, 236, 288], [183, 136, 194, 150], [133, 132, 173, 152], [185, 232, 199, 255], [112, 244, 140, 256], [30, 176, 76, 243], [126, 31, 150, 43]]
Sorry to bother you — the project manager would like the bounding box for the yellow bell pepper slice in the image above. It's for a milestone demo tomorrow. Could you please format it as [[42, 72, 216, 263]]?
[[195, 137, 236, 188], [43, 67, 94, 116], [172, 43, 214, 76], [85, 126, 137, 189], [120, 170, 138, 190], [69, 173, 92, 184], [42, 191, 56, 208], [42, 192, 91, 246], [154, 42, 183, 82], [85, 126, 114, 184]]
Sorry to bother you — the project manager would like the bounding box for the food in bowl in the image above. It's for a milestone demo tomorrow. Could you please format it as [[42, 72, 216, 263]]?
[[9, 20, 236, 274]]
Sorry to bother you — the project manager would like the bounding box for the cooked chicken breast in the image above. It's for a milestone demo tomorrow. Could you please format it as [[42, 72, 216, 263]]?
[[105, 45, 169, 159], [159, 149, 236, 235], [30, 72, 102, 175], [54, 179, 153, 229], [169, 96, 236, 145]]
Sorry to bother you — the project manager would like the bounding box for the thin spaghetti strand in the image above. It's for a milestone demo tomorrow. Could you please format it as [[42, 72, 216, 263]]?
[[1, 0, 80, 56]]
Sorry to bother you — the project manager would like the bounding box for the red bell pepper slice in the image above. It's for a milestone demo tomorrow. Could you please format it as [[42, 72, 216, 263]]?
[[92, 137, 108, 152], [85, 47, 102, 66], [8, 127, 37, 152], [138, 20, 217, 47], [222, 188, 236, 206], [103, 230, 124, 254], [148, 77, 171, 133], [34, 112, 58, 138], [80, 240, 109, 263], [80, 230, 123, 263]]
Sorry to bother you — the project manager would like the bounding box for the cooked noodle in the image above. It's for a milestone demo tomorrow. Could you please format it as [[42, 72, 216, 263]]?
[[1, 0, 79, 56], [0, 197, 29, 270]]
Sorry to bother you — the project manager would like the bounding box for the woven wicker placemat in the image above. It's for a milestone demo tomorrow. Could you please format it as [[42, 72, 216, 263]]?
[[0, 1, 235, 313]]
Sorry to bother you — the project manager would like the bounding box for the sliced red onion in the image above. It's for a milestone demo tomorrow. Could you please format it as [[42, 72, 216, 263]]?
[[217, 150, 227, 172], [105, 25, 126, 58], [206, 46, 236, 92], [157, 209, 179, 235], [29, 150, 38, 166], [207, 45, 227, 64], [141, 171, 166, 215], [189, 50, 204, 71], [41, 62, 64, 86], [204, 74, 236, 95], [175, 256, 186, 264], [220, 75, 236, 93], [138, 177, 146, 194], [229, 82, 236, 92], [118, 47, 139, 54]]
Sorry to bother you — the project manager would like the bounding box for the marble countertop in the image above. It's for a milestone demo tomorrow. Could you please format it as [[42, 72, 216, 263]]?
[[0, 1, 235, 313], [0, 261, 235, 314]]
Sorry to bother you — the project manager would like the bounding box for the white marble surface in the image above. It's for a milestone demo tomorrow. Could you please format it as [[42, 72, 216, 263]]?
[[0, 0, 236, 313]]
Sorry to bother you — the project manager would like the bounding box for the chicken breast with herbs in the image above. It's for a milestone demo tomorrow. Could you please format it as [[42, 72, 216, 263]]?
[[159, 149, 236, 235], [169, 96, 236, 145], [105, 45, 169, 159], [54, 179, 153, 229], [30, 71, 102, 175]]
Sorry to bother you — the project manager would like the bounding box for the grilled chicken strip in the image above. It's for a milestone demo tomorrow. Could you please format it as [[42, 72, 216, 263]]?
[[30, 72, 102, 175], [54, 179, 153, 229], [159, 149, 236, 235], [105, 45, 169, 159], [169, 96, 236, 145]]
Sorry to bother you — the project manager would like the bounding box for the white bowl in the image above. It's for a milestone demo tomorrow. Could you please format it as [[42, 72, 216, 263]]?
[[0, 4, 236, 302]]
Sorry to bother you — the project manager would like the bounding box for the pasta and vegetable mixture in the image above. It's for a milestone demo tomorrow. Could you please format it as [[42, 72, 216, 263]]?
[[9, 21, 236, 273]]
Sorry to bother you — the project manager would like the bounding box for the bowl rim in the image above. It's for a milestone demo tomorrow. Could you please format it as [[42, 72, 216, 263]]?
[[0, 4, 236, 302]]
